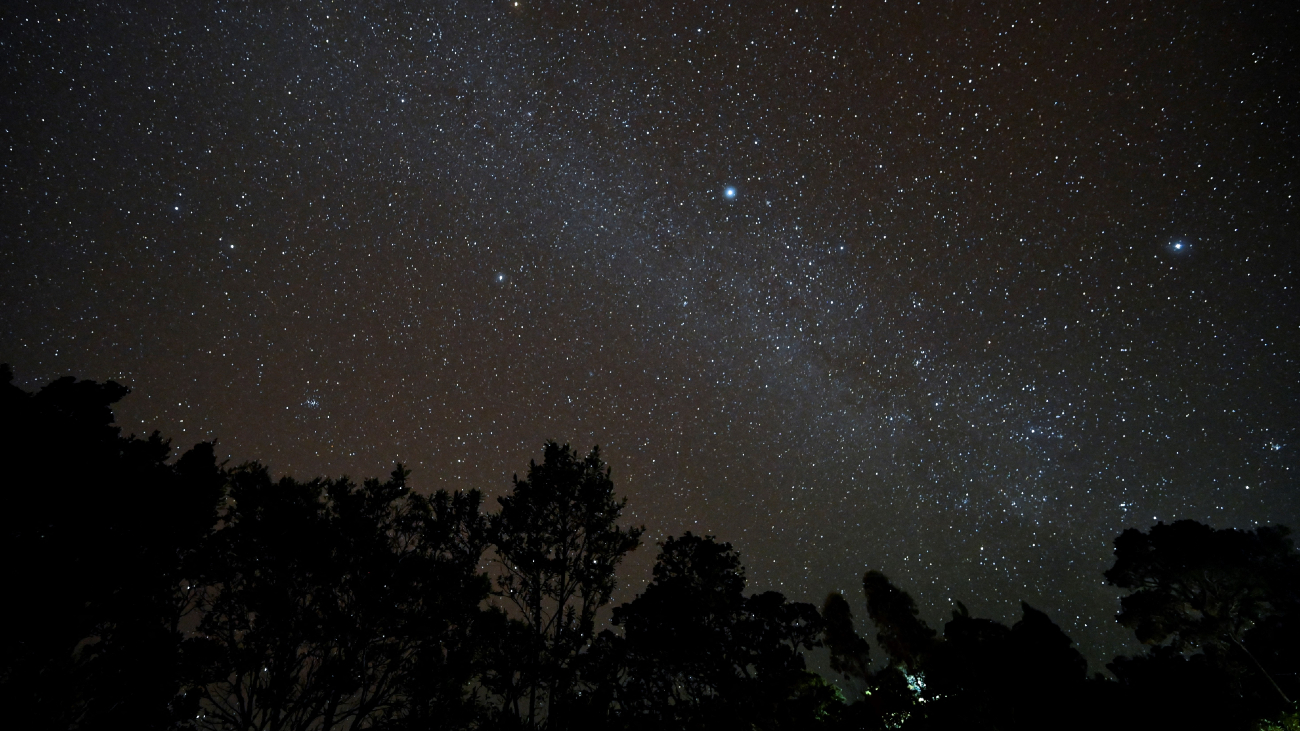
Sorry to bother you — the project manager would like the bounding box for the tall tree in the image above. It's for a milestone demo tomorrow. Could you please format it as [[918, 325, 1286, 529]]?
[[489, 442, 643, 729], [861, 571, 936, 674], [610, 533, 828, 731], [390, 487, 499, 730], [0, 365, 223, 731], [1105, 519, 1300, 705], [822, 592, 872, 688]]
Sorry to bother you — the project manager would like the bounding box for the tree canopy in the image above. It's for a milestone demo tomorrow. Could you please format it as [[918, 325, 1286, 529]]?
[[609, 533, 828, 730], [3, 365, 1298, 731], [1, 365, 223, 731], [488, 441, 644, 728], [1105, 520, 1300, 728]]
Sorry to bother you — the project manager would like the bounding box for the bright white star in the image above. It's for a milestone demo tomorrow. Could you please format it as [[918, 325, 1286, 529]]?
[[724, 187, 737, 199]]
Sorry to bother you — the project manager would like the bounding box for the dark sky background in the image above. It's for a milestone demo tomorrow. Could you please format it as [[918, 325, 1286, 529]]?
[[3, 0, 1297, 670]]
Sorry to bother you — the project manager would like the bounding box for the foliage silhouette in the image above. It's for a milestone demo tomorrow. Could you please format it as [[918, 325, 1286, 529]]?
[[185, 464, 491, 731], [608, 532, 829, 731], [7, 364, 1300, 731], [861, 571, 937, 673], [822, 592, 872, 689], [0, 365, 223, 731], [1105, 520, 1300, 729], [842, 573, 1098, 731], [488, 442, 644, 729]]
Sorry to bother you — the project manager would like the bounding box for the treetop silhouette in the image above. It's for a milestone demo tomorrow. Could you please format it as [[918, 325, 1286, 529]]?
[[4, 364, 1298, 731]]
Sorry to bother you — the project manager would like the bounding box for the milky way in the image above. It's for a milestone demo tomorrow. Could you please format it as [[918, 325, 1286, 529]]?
[[3, 0, 1297, 667]]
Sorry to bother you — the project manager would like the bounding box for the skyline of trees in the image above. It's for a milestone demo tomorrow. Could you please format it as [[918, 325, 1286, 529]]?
[[3, 365, 1297, 730]]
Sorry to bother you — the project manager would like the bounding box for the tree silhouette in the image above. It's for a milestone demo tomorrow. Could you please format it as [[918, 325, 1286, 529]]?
[[186, 464, 491, 730], [926, 600, 1014, 697], [861, 571, 937, 674], [1105, 519, 1300, 729], [822, 592, 872, 694], [390, 487, 500, 730], [13, 362, 1300, 731], [488, 442, 643, 729], [0, 365, 223, 731], [1011, 602, 1087, 687], [939, 602, 1090, 730], [849, 571, 1096, 731], [610, 533, 829, 731], [1106, 520, 1299, 702]]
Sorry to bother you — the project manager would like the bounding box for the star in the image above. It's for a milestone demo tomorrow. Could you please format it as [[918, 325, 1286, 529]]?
[[723, 187, 737, 199]]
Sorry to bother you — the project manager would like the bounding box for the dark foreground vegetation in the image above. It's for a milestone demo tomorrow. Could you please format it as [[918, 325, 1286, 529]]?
[[3, 366, 1299, 731]]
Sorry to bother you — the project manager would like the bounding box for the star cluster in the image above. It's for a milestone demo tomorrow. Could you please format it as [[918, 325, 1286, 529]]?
[[2, 0, 1296, 666]]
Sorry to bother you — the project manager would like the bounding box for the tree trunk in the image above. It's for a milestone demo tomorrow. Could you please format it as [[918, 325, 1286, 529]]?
[[1230, 634, 1292, 705]]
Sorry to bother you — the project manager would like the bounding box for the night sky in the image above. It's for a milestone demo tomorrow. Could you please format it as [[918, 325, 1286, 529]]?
[[3, 0, 1297, 669]]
